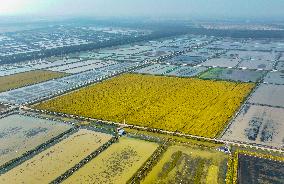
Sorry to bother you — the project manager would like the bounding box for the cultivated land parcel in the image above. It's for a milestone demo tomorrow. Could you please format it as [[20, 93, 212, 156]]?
[[35, 74, 254, 138], [141, 145, 228, 184], [0, 114, 72, 167], [63, 137, 158, 184], [0, 129, 112, 183], [0, 70, 67, 92]]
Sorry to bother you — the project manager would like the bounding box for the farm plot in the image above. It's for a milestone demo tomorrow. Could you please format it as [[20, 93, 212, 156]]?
[[279, 53, 284, 61], [135, 64, 207, 77], [158, 45, 184, 52], [31, 58, 79, 70], [248, 84, 284, 108], [0, 58, 78, 77], [0, 70, 67, 92], [0, 129, 112, 184], [201, 58, 241, 68], [46, 60, 117, 74], [0, 104, 8, 113], [227, 50, 276, 70], [135, 64, 178, 75], [141, 145, 228, 184], [0, 114, 72, 167], [0, 62, 139, 105], [143, 50, 169, 58], [238, 59, 275, 70], [222, 104, 284, 148], [99, 62, 141, 73], [206, 39, 243, 50], [0, 65, 34, 77], [167, 66, 208, 77], [276, 61, 284, 71], [63, 137, 158, 184], [263, 71, 284, 85], [199, 68, 266, 82], [34, 74, 254, 138], [226, 50, 276, 61], [238, 153, 284, 184], [0, 80, 73, 104], [46, 60, 101, 72], [166, 54, 206, 65], [63, 60, 117, 74]]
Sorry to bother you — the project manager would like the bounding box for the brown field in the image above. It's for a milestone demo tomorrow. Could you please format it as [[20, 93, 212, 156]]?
[[0, 70, 67, 92], [63, 137, 159, 184], [0, 129, 112, 184]]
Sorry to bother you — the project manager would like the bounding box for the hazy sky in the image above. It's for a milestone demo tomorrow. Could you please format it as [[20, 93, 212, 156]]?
[[0, 0, 284, 19]]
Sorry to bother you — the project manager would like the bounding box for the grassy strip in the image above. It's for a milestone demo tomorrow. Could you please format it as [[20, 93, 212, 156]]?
[[225, 149, 284, 184], [238, 150, 284, 162], [124, 127, 223, 148], [225, 151, 239, 184]]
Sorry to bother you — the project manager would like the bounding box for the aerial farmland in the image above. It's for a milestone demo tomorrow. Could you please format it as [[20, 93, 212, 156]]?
[[0, 129, 112, 183], [0, 70, 67, 92], [141, 145, 228, 184], [63, 137, 158, 184], [34, 73, 254, 138], [0, 19, 283, 184], [0, 114, 72, 167]]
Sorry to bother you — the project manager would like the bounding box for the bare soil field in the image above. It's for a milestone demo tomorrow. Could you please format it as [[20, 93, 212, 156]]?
[[201, 58, 241, 68], [222, 104, 284, 148], [248, 84, 284, 108], [238, 59, 275, 70], [263, 71, 284, 85], [0, 114, 72, 166]]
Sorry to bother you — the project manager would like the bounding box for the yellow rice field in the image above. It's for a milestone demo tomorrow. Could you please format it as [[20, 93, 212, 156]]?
[[0, 70, 67, 92], [0, 129, 112, 184], [34, 74, 254, 138], [141, 145, 228, 184], [63, 137, 158, 184]]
